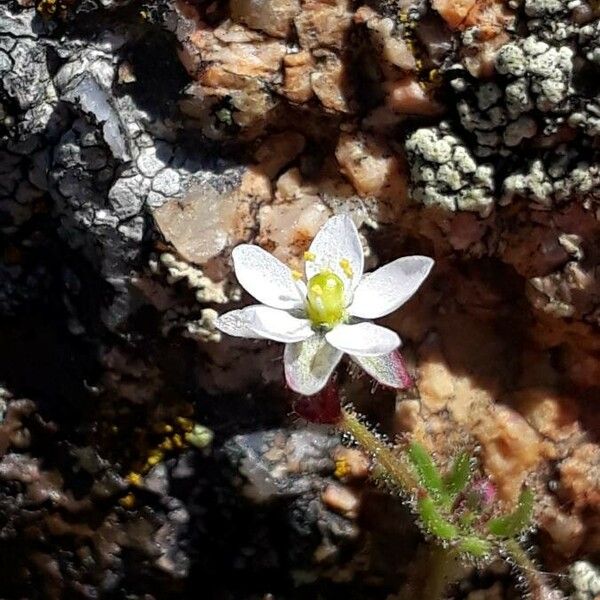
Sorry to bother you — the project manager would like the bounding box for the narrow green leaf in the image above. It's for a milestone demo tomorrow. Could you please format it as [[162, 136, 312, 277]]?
[[418, 495, 458, 540], [408, 442, 447, 503], [488, 488, 535, 538], [444, 452, 472, 502], [456, 535, 492, 558]]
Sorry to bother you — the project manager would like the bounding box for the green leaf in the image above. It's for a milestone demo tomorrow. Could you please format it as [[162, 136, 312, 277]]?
[[408, 442, 447, 504], [456, 535, 492, 558], [418, 496, 458, 540], [444, 452, 472, 502], [488, 488, 535, 538]]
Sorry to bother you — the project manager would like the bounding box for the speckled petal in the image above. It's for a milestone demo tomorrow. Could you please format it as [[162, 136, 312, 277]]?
[[216, 305, 313, 342], [351, 351, 412, 388], [349, 256, 434, 319], [325, 322, 400, 356], [284, 336, 343, 395], [232, 244, 305, 310], [305, 215, 364, 304]]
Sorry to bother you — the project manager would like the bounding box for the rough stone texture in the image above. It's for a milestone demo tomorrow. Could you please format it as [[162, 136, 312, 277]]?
[[1, 0, 600, 597], [1, 4, 242, 331]]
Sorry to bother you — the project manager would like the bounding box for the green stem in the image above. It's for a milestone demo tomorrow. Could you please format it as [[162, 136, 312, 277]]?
[[339, 407, 531, 586], [339, 408, 492, 559], [420, 545, 462, 600], [504, 539, 548, 599], [504, 539, 534, 570], [339, 408, 417, 491]]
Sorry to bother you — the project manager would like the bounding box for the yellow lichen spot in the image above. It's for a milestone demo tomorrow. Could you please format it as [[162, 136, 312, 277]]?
[[172, 434, 184, 449], [146, 449, 164, 467], [119, 493, 136, 509], [291, 270, 303, 281], [37, 0, 61, 14], [426, 69, 442, 89], [176, 417, 194, 432], [159, 438, 174, 452], [334, 458, 350, 479], [339, 258, 354, 278], [154, 422, 173, 434], [126, 472, 143, 487], [303, 251, 316, 262]]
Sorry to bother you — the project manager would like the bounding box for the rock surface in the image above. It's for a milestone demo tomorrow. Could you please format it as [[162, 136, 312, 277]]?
[[1, 0, 599, 597]]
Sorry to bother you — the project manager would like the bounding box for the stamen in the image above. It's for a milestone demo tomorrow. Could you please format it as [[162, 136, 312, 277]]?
[[339, 258, 354, 278], [291, 270, 303, 281], [303, 251, 316, 262]]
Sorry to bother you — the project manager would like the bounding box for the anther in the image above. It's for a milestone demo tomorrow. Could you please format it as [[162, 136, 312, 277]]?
[[339, 258, 354, 278]]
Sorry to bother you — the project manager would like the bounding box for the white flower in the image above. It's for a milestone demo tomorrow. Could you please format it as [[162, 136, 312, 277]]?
[[215, 215, 434, 395]]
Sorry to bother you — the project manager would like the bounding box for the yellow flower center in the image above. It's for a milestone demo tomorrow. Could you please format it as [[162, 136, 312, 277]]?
[[306, 271, 345, 329]]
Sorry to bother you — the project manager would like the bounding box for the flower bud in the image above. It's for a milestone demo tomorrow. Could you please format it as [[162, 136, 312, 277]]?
[[293, 381, 342, 424]]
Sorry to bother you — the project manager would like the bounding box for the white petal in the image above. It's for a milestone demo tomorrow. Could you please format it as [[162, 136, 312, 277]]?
[[215, 305, 313, 342], [232, 245, 304, 310], [325, 322, 400, 356], [305, 215, 364, 304], [349, 256, 434, 319], [351, 351, 412, 388], [284, 336, 342, 395]]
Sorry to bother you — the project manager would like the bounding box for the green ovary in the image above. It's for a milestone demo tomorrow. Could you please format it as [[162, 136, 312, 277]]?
[[306, 271, 345, 328]]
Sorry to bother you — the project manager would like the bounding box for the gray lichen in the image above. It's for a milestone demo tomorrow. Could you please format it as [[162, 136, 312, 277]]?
[[150, 252, 236, 305], [502, 145, 600, 208], [522, 0, 580, 42], [450, 35, 574, 157], [569, 100, 600, 137], [405, 122, 496, 216], [579, 19, 600, 66], [496, 37, 574, 113], [569, 560, 600, 600]]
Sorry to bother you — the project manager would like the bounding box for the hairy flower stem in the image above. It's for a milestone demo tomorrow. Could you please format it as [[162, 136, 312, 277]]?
[[338, 408, 549, 598], [505, 538, 534, 570], [339, 408, 417, 490], [504, 539, 552, 600], [340, 408, 463, 600], [421, 545, 463, 600]]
